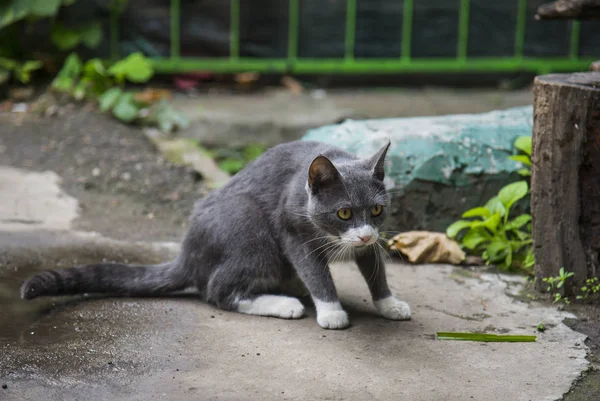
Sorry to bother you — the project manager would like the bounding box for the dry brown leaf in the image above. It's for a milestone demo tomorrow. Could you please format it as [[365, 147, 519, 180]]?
[[235, 71, 260, 85], [281, 75, 304, 95], [387, 231, 466, 265], [134, 88, 173, 105]]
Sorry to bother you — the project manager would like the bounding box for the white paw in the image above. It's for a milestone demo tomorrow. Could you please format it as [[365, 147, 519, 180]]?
[[237, 295, 305, 319], [276, 297, 305, 319], [317, 310, 350, 330], [374, 296, 411, 321]]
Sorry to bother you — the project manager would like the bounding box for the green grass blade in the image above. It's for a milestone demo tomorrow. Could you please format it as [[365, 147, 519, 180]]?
[[436, 332, 536, 342]]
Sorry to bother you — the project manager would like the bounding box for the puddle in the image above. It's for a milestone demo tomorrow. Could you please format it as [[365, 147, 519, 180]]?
[[0, 231, 175, 343]]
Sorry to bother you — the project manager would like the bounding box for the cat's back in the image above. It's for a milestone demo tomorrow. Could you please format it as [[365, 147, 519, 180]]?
[[227, 140, 355, 189]]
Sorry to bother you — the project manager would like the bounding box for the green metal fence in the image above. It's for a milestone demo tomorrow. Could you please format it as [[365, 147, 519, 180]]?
[[111, 0, 595, 75]]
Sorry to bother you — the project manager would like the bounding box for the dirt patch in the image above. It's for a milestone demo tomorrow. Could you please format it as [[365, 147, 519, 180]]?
[[0, 106, 207, 242], [561, 304, 600, 400]]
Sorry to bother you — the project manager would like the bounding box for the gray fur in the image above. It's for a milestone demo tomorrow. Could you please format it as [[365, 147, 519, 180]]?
[[21, 140, 404, 328]]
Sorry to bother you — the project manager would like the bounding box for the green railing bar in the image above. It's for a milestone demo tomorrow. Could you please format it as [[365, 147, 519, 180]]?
[[457, 0, 470, 60], [514, 0, 527, 58], [150, 57, 596, 74], [170, 0, 180, 58], [569, 20, 581, 59], [230, 0, 240, 59], [288, 0, 299, 62], [109, 6, 120, 60], [345, 0, 357, 60], [401, 0, 413, 60]]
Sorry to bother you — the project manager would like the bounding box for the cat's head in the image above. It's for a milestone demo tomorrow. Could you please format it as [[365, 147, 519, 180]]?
[[306, 142, 391, 248]]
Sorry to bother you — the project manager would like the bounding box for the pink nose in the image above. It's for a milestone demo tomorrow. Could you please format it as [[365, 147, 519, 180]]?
[[359, 235, 372, 243]]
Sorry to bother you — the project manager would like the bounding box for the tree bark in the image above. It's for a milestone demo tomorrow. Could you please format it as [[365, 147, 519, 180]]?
[[536, 0, 600, 20], [532, 72, 600, 296]]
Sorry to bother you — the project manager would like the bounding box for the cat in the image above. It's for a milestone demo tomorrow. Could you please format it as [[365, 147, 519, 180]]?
[[20, 140, 411, 329]]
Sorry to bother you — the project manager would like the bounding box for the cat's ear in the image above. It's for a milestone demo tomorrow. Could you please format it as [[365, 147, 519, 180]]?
[[367, 140, 391, 181], [308, 155, 340, 193]]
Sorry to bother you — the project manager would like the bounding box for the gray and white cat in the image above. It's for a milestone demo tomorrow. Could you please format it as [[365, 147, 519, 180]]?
[[21, 140, 410, 329]]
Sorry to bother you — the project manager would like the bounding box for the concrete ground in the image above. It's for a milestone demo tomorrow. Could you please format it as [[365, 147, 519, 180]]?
[[172, 87, 533, 147], [0, 89, 596, 401]]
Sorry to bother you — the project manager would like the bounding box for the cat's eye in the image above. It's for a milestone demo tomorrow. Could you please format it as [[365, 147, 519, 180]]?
[[371, 205, 383, 216], [337, 208, 352, 220]]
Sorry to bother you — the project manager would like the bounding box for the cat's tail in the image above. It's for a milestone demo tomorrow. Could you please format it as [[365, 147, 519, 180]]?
[[20, 259, 190, 300]]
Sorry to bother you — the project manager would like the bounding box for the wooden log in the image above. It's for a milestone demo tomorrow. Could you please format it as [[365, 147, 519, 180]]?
[[532, 73, 600, 295], [535, 0, 600, 20]]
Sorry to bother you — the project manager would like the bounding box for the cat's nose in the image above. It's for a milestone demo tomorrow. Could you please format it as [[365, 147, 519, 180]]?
[[359, 235, 372, 243]]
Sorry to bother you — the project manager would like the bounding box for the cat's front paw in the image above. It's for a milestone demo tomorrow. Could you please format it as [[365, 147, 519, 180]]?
[[317, 310, 350, 329], [374, 296, 411, 321]]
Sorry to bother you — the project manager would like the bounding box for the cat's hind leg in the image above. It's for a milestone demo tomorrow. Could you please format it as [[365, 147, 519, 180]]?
[[236, 295, 305, 319]]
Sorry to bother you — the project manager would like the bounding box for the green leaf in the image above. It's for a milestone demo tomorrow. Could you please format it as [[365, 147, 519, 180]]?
[[99, 87, 123, 112], [219, 158, 246, 174], [462, 207, 491, 219], [51, 24, 82, 50], [51, 53, 81, 92], [82, 58, 107, 76], [0, 68, 10, 85], [462, 229, 490, 250], [509, 155, 532, 167], [506, 214, 532, 230], [514, 136, 532, 156], [436, 332, 536, 342], [72, 78, 89, 100], [485, 240, 510, 262], [243, 144, 266, 161], [482, 213, 502, 233], [111, 92, 139, 123], [80, 23, 103, 48], [11, 60, 43, 83], [446, 220, 473, 238], [0, 57, 17, 70], [498, 181, 528, 209], [517, 168, 531, 177], [51, 23, 103, 51], [29, 0, 62, 17], [108, 52, 153, 83], [484, 196, 506, 217], [504, 249, 513, 269]]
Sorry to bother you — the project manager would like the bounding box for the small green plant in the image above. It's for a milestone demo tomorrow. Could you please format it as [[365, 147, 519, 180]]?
[[509, 136, 532, 177], [211, 144, 267, 175], [447, 135, 535, 273], [0, 57, 42, 84], [447, 180, 533, 272], [576, 277, 600, 301], [542, 267, 574, 304], [536, 323, 545, 332]]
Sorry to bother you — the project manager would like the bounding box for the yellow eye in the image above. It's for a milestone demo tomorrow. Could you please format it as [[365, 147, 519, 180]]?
[[337, 208, 352, 220], [371, 205, 383, 216]]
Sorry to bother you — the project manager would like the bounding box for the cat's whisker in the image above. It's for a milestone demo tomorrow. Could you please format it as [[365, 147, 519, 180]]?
[[369, 245, 381, 285], [298, 235, 335, 248], [375, 241, 393, 264], [313, 240, 345, 263], [301, 240, 340, 263]]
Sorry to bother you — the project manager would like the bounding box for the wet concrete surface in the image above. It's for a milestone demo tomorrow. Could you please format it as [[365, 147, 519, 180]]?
[[0, 102, 596, 401]]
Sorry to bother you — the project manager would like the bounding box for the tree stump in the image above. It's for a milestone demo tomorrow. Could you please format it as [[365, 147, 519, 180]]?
[[532, 72, 600, 295]]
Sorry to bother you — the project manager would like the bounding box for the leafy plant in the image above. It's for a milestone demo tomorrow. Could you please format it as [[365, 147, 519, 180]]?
[[51, 52, 187, 132], [576, 277, 600, 301], [509, 136, 532, 177], [447, 180, 533, 272], [542, 267, 574, 304], [51, 22, 103, 51], [211, 144, 267, 175], [0, 57, 42, 84]]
